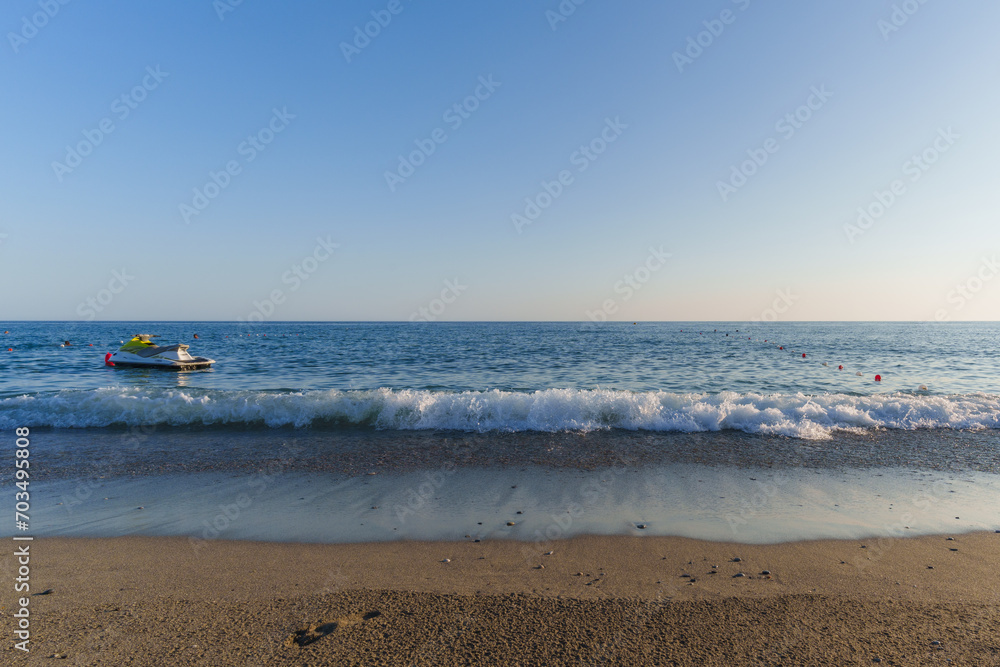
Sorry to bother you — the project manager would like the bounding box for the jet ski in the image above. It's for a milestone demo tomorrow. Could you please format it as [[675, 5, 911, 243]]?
[[105, 335, 215, 370]]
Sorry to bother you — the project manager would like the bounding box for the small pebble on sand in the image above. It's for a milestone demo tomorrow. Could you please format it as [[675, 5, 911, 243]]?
[[733, 572, 745, 578], [761, 570, 770, 575], [732, 557, 742, 562], [544, 551, 554, 556], [507, 521, 516, 526], [636, 524, 647, 529], [441, 559, 451, 563]]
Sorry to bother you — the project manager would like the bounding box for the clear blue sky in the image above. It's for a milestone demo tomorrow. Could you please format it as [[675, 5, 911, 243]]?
[[2, 1, 998, 321]]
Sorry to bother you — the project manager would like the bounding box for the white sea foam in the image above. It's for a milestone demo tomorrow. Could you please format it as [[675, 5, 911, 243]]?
[[2, 387, 998, 439]]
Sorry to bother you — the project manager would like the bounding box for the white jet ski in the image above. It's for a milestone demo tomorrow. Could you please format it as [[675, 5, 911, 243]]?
[[105, 335, 215, 370]]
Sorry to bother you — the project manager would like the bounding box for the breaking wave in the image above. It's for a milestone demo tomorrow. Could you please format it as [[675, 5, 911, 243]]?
[[3, 387, 999, 440]]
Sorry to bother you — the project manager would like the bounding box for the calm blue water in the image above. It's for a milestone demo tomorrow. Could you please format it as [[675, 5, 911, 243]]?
[[1, 321, 998, 439]]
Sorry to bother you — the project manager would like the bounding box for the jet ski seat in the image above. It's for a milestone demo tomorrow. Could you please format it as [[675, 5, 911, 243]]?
[[133, 343, 189, 358]]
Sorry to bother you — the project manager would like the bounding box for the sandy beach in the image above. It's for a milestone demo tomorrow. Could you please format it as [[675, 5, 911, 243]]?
[[5, 532, 998, 665]]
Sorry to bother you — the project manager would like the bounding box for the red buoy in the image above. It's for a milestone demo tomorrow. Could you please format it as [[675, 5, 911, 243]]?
[[838, 365, 843, 370], [875, 374, 882, 381], [6, 348, 11, 352], [802, 353, 806, 358], [779, 346, 783, 350]]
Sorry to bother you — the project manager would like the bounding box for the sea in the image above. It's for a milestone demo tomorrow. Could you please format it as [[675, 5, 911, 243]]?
[[1, 321, 998, 545]]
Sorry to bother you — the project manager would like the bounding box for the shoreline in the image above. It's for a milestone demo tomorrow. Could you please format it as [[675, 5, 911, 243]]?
[[16, 463, 1000, 545], [10, 532, 1000, 664]]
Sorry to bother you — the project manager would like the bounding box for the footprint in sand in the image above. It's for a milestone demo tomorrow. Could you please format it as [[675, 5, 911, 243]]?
[[284, 610, 382, 648]]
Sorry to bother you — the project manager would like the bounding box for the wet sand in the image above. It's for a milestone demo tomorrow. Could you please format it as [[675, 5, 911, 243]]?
[[6, 532, 1000, 665]]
